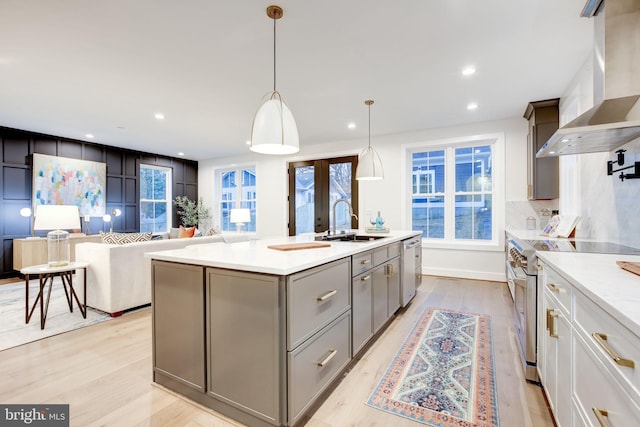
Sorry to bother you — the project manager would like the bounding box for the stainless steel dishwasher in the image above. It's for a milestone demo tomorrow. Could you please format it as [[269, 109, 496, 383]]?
[[401, 236, 421, 306]]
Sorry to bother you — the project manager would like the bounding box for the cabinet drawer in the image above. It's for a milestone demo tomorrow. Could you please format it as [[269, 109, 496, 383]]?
[[373, 242, 401, 266], [288, 258, 351, 350], [288, 311, 351, 424], [543, 265, 572, 316], [574, 291, 640, 397], [352, 250, 373, 276], [573, 333, 640, 426]]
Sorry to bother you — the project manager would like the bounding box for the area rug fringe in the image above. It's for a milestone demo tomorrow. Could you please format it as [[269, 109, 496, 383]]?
[[366, 307, 500, 426]]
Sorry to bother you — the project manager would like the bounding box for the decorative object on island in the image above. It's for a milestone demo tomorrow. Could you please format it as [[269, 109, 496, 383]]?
[[356, 100, 384, 180], [173, 196, 211, 228], [20, 207, 35, 237], [33, 205, 81, 267], [230, 208, 251, 232], [249, 5, 299, 155]]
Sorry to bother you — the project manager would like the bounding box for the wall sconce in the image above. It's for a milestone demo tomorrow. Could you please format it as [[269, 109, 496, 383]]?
[[20, 207, 35, 238], [102, 214, 111, 232], [230, 208, 251, 232]]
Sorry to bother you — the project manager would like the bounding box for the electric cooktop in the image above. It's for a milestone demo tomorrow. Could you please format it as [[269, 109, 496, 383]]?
[[526, 239, 640, 255]]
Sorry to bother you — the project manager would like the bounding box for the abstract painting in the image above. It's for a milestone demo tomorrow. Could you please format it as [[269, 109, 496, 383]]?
[[32, 153, 106, 216]]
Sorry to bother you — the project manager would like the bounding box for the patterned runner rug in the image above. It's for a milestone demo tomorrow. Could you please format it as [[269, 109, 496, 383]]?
[[367, 307, 499, 426], [0, 278, 112, 351]]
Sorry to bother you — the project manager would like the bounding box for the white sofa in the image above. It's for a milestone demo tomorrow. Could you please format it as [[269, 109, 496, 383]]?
[[75, 234, 249, 316]]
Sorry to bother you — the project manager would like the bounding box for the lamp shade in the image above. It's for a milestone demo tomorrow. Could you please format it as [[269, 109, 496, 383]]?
[[356, 146, 384, 180], [250, 92, 299, 155], [230, 208, 251, 224], [33, 205, 80, 230]]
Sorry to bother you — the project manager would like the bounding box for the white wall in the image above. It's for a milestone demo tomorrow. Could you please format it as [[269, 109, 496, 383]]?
[[199, 116, 528, 282]]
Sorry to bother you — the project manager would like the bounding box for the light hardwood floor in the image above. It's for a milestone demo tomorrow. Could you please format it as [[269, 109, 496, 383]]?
[[0, 276, 553, 426]]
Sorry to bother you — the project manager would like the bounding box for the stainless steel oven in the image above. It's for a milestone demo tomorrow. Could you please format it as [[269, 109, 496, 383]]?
[[505, 234, 539, 383]]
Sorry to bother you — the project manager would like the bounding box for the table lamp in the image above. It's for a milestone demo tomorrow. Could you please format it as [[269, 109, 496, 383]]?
[[230, 208, 251, 232], [33, 205, 81, 267]]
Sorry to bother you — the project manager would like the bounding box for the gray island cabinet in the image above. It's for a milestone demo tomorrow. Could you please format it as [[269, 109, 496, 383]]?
[[148, 231, 421, 426]]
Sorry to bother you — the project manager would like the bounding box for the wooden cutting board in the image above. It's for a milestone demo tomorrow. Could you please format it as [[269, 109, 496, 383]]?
[[268, 242, 331, 251], [617, 261, 640, 276]]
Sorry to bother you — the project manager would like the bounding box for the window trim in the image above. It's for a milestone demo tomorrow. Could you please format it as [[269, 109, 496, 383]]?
[[139, 163, 172, 234], [402, 133, 505, 252]]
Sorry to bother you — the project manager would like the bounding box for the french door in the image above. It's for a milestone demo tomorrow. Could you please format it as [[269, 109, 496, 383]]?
[[288, 156, 358, 235]]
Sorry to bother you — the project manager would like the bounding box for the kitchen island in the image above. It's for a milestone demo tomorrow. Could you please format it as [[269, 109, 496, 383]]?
[[146, 230, 422, 427]]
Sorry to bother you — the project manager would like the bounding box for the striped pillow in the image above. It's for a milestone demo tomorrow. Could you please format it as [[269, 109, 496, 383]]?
[[100, 231, 153, 244]]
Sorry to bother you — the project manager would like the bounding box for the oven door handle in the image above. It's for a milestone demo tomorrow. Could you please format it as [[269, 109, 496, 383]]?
[[513, 277, 527, 288], [506, 261, 527, 282]]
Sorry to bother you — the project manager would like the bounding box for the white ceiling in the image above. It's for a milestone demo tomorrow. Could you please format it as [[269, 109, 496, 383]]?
[[0, 0, 593, 161]]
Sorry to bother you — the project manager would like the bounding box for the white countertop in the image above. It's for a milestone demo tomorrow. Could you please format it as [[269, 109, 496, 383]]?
[[537, 251, 640, 337], [146, 230, 422, 276]]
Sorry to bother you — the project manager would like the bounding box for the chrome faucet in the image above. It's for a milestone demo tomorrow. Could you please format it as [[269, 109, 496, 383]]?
[[331, 198, 358, 235]]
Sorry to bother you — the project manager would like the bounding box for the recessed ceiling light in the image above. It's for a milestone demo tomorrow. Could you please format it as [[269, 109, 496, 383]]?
[[154, 113, 165, 120], [467, 102, 478, 110], [85, 134, 94, 139], [462, 66, 476, 76], [347, 122, 356, 129], [177, 152, 185, 156]]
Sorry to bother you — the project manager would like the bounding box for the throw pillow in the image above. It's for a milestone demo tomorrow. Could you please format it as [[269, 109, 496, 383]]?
[[100, 231, 153, 244], [169, 228, 180, 239], [178, 225, 196, 238]]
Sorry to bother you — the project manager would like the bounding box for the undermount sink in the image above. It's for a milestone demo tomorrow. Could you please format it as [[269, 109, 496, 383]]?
[[315, 233, 387, 243]]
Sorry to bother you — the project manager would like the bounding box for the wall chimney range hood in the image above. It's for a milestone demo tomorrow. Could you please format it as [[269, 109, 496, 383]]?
[[537, 0, 640, 157]]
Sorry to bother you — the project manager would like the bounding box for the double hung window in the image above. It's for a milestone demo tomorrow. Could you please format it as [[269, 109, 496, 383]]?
[[219, 167, 256, 232], [140, 164, 172, 233], [410, 137, 497, 243]]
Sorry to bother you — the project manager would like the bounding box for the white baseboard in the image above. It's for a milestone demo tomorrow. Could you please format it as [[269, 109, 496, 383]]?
[[422, 267, 506, 283]]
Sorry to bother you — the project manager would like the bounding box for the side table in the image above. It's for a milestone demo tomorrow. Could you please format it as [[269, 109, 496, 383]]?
[[21, 262, 89, 330]]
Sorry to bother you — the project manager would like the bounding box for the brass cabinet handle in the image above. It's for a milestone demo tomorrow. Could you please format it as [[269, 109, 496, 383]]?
[[592, 407, 610, 427], [316, 290, 337, 302], [317, 349, 337, 367], [384, 264, 394, 277], [360, 259, 371, 265], [592, 332, 635, 368], [546, 308, 559, 338], [547, 283, 560, 293], [360, 275, 371, 282]]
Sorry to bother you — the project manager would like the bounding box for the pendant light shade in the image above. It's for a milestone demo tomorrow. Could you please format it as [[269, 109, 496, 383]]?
[[250, 91, 299, 154], [250, 5, 299, 155], [356, 99, 384, 180]]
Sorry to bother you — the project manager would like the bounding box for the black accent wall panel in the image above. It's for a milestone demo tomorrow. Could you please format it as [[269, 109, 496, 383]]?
[[0, 125, 198, 278], [3, 167, 30, 199], [3, 134, 30, 165], [106, 177, 123, 203], [59, 141, 83, 158]]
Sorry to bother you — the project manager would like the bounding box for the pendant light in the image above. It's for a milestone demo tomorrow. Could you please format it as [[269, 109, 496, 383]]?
[[250, 5, 299, 155], [355, 99, 384, 180]]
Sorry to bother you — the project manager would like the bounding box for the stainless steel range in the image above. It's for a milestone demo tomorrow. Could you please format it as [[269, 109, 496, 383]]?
[[505, 234, 539, 383], [505, 231, 640, 384]]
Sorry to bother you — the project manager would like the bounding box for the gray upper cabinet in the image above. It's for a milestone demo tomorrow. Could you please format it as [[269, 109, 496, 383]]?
[[523, 99, 559, 200]]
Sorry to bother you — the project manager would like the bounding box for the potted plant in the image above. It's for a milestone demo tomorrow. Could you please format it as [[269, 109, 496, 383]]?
[[173, 196, 211, 228]]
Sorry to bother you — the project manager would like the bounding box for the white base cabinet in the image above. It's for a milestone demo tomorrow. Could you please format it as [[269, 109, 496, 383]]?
[[539, 260, 640, 427]]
